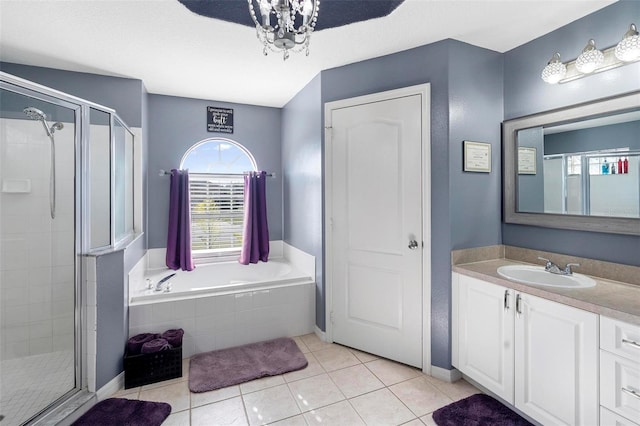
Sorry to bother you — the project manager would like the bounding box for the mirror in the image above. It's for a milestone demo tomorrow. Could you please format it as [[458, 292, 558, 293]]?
[[503, 91, 640, 235]]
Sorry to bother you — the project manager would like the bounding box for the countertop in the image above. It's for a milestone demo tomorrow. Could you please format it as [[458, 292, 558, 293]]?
[[453, 258, 640, 327]]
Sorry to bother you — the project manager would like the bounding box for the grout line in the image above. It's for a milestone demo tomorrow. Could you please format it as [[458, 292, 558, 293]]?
[[239, 392, 251, 426]]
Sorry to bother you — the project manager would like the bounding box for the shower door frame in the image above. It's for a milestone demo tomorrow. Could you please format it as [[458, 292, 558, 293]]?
[[0, 74, 86, 421], [0, 71, 120, 422]]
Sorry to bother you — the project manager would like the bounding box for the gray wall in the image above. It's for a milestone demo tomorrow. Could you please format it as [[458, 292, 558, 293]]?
[[298, 39, 503, 369], [503, 0, 640, 266], [95, 250, 126, 390], [517, 127, 545, 213], [147, 94, 283, 249], [0, 62, 143, 127], [282, 74, 324, 329], [545, 121, 640, 155]]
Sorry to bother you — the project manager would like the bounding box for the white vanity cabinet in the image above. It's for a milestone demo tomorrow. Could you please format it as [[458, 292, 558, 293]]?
[[452, 273, 514, 402], [452, 272, 599, 426], [600, 317, 640, 425]]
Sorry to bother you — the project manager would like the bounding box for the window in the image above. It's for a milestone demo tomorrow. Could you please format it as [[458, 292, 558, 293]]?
[[180, 139, 257, 258], [567, 155, 582, 176]]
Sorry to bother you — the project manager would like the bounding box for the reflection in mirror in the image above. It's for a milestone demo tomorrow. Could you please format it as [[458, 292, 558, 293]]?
[[516, 109, 640, 219], [503, 91, 640, 235]]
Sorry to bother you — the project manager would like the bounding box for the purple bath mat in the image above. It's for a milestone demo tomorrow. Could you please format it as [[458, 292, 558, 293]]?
[[72, 398, 171, 426], [433, 394, 533, 426], [189, 337, 308, 392]]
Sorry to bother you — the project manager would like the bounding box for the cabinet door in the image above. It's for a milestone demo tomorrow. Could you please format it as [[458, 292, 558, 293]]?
[[456, 274, 514, 403], [515, 292, 599, 426]]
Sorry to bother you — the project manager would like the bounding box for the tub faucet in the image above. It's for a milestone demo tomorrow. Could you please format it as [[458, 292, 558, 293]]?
[[155, 273, 176, 292], [538, 257, 580, 275]]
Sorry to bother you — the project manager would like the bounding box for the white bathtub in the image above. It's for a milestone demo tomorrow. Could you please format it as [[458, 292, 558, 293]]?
[[130, 258, 313, 305], [128, 246, 316, 357]]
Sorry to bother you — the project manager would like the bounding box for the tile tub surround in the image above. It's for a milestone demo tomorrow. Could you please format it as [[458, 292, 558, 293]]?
[[129, 283, 315, 358], [111, 334, 481, 425], [452, 246, 640, 326], [128, 242, 316, 358]]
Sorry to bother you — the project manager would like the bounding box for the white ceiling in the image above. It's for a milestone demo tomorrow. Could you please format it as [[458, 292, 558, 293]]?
[[0, 0, 616, 108]]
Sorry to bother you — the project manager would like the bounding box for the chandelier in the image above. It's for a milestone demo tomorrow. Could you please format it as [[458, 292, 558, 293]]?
[[248, 0, 320, 60]]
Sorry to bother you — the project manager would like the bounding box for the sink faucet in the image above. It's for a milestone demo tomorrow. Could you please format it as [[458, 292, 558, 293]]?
[[538, 257, 580, 275]]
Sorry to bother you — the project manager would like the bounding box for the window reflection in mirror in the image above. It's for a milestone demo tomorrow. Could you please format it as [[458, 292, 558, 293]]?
[[516, 109, 640, 219]]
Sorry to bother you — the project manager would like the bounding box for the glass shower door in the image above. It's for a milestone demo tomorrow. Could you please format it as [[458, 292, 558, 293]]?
[[0, 87, 79, 424]]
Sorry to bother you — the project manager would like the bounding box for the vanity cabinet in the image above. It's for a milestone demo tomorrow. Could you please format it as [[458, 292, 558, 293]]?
[[600, 317, 640, 425], [452, 273, 599, 426], [452, 273, 514, 402]]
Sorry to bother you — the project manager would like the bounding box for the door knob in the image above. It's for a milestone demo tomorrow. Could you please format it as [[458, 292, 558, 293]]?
[[408, 240, 419, 250]]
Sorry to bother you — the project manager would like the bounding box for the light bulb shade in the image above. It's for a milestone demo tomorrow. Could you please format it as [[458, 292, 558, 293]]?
[[575, 40, 604, 73], [615, 24, 640, 62], [541, 53, 567, 84]]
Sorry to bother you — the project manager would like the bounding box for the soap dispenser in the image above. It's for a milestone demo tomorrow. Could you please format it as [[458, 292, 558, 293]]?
[[602, 159, 609, 175]]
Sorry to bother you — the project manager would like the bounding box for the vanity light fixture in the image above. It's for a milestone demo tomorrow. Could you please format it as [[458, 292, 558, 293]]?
[[541, 23, 640, 84], [575, 39, 604, 73], [615, 24, 640, 62], [541, 53, 567, 84]]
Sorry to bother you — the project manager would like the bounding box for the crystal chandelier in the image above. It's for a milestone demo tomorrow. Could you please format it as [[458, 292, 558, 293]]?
[[248, 0, 320, 60]]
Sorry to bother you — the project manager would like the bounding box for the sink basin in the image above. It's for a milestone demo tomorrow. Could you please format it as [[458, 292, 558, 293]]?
[[497, 265, 596, 289]]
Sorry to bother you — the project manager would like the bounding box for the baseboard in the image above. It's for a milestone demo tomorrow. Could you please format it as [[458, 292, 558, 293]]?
[[430, 365, 462, 383], [96, 372, 124, 401], [314, 325, 326, 342]]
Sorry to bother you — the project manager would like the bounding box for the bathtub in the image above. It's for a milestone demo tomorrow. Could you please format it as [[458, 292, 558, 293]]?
[[128, 248, 316, 357], [130, 258, 312, 305]]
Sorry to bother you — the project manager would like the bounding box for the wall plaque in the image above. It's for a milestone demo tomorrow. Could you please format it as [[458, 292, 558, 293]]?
[[207, 107, 234, 133], [463, 141, 491, 173]]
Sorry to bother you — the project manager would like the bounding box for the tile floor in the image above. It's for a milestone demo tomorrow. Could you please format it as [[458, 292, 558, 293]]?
[[112, 334, 480, 425]]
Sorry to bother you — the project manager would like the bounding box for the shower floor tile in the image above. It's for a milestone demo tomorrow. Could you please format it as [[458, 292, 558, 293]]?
[[0, 350, 74, 425]]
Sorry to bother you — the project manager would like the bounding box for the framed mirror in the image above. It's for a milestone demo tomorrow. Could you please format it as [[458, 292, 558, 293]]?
[[503, 91, 640, 235]]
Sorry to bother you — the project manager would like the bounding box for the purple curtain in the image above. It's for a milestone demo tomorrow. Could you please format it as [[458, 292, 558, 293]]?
[[166, 169, 195, 271], [239, 171, 270, 265]]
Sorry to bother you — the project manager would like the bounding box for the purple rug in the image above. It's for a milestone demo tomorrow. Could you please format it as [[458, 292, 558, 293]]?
[[433, 394, 534, 426], [189, 337, 308, 392], [72, 398, 171, 426]]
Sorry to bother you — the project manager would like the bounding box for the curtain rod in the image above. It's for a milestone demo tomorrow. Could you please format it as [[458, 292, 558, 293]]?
[[159, 169, 275, 178]]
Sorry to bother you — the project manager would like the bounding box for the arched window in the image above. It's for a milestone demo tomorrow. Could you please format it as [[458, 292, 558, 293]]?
[[180, 138, 257, 257]]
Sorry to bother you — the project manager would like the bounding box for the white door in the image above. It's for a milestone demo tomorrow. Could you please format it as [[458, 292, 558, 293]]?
[[515, 292, 599, 426], [456, 274, 515, 403], [328, 93, 423, 368]]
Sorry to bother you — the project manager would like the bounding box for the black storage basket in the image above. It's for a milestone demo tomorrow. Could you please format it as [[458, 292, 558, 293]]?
[[124, 345, 182, 389]]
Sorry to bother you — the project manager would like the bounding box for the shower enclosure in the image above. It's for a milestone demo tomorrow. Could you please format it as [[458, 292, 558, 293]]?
[[0, 73, 136, 424]]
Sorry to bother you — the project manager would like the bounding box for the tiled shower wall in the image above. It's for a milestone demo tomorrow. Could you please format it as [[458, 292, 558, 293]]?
[[0, 118, 75, 360]]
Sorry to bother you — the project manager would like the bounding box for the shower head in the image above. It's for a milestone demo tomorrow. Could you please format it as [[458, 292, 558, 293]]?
[[23, 107, 47, 121], [23, 106, 64, 135]]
